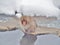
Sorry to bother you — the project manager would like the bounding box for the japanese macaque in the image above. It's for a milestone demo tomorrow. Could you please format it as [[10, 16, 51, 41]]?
[[19, 16, 36, 34], [19, 16, 60, 37]]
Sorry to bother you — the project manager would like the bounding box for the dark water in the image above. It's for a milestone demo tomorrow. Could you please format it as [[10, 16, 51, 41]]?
[[20, 34, 37, 45]]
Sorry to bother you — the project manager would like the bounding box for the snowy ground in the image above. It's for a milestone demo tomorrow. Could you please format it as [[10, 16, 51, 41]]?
[[0, 0, 60, 17]]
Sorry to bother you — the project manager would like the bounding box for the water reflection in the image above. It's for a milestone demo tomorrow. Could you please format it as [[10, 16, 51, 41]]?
[[20, 34, 37, 45]]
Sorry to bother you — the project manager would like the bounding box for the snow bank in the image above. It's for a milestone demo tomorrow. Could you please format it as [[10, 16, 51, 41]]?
[[0, 0, 16, 15], [0, 0, 60, 16], [19, 0, 60, 17]]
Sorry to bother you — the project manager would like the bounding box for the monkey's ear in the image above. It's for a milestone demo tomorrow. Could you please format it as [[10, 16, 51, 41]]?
[[16, 13, 22, 18]]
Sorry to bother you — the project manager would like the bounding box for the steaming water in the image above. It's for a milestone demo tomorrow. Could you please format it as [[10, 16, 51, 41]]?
[[0, 15, 60, 45]]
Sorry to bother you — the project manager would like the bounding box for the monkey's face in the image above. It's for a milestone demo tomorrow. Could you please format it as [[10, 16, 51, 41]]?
[[20, 16, 31, 26], [20, 16, 36, 35], [21, 19, 27, 26]]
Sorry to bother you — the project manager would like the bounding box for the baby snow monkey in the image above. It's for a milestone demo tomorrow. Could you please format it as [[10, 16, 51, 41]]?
[[19, 16, 36, 34]]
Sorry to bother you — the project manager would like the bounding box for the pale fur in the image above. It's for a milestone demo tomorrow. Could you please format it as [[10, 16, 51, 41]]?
[[19, 16, 60, 37]]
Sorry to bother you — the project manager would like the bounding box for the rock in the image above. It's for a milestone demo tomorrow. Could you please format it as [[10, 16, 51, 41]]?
[[7, 26, 18, 31], [0, 25, 18, 32], [0, 26, 8, 32]]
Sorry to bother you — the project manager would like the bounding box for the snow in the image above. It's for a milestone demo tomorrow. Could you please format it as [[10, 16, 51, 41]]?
[[16, 0, 60, 17], [16, 13, 22, 18], [0, 0, 60, 17], [0, 0, 16, 15]]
